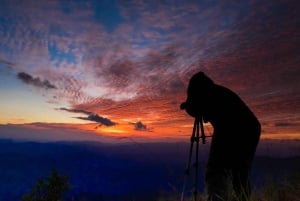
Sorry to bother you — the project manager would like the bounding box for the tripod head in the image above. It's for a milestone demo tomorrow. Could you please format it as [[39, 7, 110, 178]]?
[[180, 102, 206, 144], [195, 116, 206, 144]]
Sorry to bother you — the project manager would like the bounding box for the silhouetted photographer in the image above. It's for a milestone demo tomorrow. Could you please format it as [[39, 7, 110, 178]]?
[[181, 72, 261, 201]]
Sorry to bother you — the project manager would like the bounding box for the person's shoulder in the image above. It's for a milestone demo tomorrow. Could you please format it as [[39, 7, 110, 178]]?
[[214, 84, 230, 92], [213, 84, 239, 97]]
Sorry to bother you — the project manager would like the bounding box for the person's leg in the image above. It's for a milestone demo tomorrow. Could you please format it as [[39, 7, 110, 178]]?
[[205, 132, 232, 201], [232, 166, 251, 201], [205, 165, 229, 201], [231, 128, 260, 201]]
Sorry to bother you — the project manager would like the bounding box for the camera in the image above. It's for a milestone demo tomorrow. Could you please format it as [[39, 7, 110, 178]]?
[[180, 102, 187, 110]]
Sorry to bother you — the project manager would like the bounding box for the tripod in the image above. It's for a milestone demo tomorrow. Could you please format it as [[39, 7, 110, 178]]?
[[181, 116, 207, 201]]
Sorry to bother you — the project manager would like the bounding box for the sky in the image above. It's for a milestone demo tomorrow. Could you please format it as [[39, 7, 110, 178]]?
[[0, 0, 300, 142]]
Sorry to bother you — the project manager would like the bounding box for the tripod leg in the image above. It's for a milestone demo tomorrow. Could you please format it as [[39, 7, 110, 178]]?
[[200, 116, 206, 144], [194, 117, 200, 201], [181, 118, 198, 201]]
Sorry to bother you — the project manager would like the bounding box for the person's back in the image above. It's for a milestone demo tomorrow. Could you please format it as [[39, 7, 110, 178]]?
[[181, 71, 261, 201], [203, 84, 260, 137]]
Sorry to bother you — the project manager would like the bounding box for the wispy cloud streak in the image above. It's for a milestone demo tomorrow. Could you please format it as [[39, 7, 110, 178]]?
[[0, 0, 299, 137], [59, 107, 116, 126], [0, 58, 14, 68], [17, 72, 57, 90], [76, 114, 116, 127]]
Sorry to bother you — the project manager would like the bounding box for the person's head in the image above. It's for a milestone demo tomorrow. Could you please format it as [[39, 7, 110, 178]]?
[[181, 71, 214, 117], [187, 71, 214, 95]]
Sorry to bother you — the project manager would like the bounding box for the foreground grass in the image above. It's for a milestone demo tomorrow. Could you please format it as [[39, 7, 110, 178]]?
[[23, 170, 300, 201], [158, 171, 300, 201], [253, 171, 300, 201]]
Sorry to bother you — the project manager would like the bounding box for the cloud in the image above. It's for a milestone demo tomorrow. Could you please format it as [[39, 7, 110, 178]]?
[[0, 58, 14, 68], [59, 107, 116, 126], [58, 107, 90, 115], [129, 121, 149, 131], [0, 123, 115, 142], [1, 0, 300, 138], [76, 114, 116, 126], [135, 121, 147, 131], [274, 122, 299, 128], [94, 58, 137, 89], [17, 72, 57, 90]]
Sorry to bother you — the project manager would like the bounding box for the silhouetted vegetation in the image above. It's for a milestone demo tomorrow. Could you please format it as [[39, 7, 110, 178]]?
[[254, 171, 300, 201], [160, 171, 300, 201], [22, 169, 71, 201], [20, 167, 299, 201]]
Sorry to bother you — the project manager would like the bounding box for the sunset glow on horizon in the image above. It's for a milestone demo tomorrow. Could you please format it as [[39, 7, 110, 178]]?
[[0, 0, 300, 142]]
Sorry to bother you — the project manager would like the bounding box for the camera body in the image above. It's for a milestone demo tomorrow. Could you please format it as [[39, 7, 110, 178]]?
[[180, 101, 203, 118]]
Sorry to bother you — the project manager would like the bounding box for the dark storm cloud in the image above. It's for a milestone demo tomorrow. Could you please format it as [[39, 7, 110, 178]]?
[[77, 114, 116, 126], [17, 72, 57, 90]]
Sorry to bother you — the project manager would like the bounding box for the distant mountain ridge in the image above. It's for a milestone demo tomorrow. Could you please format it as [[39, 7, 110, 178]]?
[[0, 140, 299, 201]]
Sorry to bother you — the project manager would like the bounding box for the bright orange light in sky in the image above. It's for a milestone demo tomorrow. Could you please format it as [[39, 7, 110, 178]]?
[[0, 0, 299, 142]]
